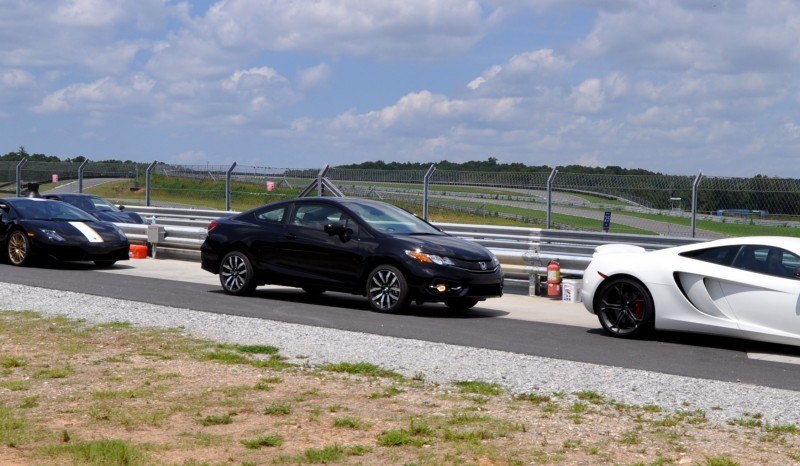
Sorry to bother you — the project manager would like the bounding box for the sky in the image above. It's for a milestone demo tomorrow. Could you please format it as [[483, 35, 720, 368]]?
[[2, 0, 800, 177]]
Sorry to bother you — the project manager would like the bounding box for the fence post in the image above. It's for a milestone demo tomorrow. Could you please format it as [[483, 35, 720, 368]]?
[[546, 167, 558, 229], [691, 171, 703, 238], [15, 158, 28, 197], [78, 159, 89, 193], [317, 165, 330, 197], [225, 162, 237, 211], [423, 164, 436, 220], [145, 161, 157, 207]]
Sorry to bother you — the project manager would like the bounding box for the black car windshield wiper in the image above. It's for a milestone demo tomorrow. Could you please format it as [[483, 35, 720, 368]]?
[[407, 232, 442, 236], [50, 217, 87, 222]]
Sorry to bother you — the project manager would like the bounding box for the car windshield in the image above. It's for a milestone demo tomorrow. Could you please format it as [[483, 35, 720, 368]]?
[[62, 195, 118, 212], [346, 202, 442, 235], [15, 199, 97, 221]]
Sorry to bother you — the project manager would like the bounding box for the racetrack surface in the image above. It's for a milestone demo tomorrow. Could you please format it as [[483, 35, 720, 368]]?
[[3, 261, 800, 392]]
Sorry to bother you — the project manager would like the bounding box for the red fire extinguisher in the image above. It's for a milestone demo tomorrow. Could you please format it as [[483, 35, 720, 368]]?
[[547, 259, 562, 297]]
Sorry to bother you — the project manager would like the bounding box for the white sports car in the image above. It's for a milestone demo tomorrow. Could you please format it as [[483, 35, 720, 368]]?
[[582, 236, 800, 347]]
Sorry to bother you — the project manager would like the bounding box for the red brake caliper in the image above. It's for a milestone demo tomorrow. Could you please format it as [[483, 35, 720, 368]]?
[[632, 300, 644, 319]]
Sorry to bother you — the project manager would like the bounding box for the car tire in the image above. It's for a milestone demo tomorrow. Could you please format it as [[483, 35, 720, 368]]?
[[366, 264, 410, 312], [94, 260, 117, 268], [595, 277, 654, 338], [219, 251, 257, 296], [302, 286, 325, 296], [7, 230, 32, 267], [444, 298, 480, 311]]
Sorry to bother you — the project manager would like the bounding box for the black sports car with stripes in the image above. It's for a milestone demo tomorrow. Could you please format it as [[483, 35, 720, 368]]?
[[0, 197, 130, 267]]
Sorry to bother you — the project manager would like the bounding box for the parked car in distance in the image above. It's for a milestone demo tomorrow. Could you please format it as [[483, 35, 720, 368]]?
[[201, 197, 504, 312], [0, 197, 130, 267], [582, 236, 800, 347], [42, 193, 144, 224]]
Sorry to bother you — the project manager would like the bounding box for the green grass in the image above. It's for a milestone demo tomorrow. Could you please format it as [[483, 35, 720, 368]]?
[[240, 435, 283, 449], [323, 361, 405, 380], [198, 414, 233, 426], [263, 402, 293, 416], [333, 416, 367, 429], [453, 380, 504, 396], [40, 439, 147, 465]]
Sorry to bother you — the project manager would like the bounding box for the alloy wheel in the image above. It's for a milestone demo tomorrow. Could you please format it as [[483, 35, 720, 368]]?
[[597, 278, 653, 337], [219, 252, 256, 295], [8, 231, 29, 266], [367, 265, 409, 312]]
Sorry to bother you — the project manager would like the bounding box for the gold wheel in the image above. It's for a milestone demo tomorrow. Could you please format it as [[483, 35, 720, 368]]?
[[8, 231, 29, 266]]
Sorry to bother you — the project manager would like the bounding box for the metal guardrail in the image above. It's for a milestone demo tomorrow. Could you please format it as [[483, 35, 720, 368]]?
[[118, 206, 703, 294]]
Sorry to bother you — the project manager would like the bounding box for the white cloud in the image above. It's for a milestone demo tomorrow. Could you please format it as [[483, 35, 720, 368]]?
[[467, 49, 573, 94], [223, 67, 286, 92], [33, 73, 155, 114], [2, 69, 35, 87], [297, 63, 331, 90]]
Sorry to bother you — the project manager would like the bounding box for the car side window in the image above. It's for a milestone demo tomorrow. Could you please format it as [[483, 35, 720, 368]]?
[[291, 204, 347, 232], [681, 245, 739, 266], [728, 245, 800, 278], [254, 205, 286, 224]]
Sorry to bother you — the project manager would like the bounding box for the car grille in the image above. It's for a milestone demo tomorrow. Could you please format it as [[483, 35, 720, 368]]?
[[451, 258, 498, 273]]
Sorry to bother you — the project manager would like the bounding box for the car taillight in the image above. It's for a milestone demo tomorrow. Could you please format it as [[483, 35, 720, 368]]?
[[208, 220, 219, 231]]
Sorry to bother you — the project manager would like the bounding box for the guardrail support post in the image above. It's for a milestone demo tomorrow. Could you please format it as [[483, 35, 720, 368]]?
[[15, 158, 28, 197], [318, 165, 330, 197], [423, 164, 436, 220], [546, 167, 558, 229], [145, 161, 157, 206], [691, 171, 703, 238], [78, 159, 90, 193], [225, 162, 237, 211]]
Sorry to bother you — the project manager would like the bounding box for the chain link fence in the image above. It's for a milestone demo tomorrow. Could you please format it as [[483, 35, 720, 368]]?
[[6, 159, 800, 239]]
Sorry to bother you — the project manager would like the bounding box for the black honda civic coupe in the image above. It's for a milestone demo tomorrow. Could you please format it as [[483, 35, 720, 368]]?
[[0, 197, 130, 267], [201, 197, 503, 312]]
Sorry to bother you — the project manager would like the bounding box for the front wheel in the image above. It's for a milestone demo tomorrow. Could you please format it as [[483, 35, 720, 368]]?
[[444, 298, 480, 311], [366, 265, 410, 312], [595, 277, 654, 338], [8, 230, 32, 266], [219, 251, 257, 296]]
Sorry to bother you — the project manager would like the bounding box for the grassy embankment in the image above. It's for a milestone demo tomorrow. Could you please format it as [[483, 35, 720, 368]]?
[[2, 310, 797, 465]]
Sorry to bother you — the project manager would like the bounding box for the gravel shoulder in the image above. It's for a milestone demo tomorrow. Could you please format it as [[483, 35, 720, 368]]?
[[2, 281, 800, 426]]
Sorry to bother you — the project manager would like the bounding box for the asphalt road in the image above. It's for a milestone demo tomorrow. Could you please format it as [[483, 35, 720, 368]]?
[[3, 262, 800, 391]]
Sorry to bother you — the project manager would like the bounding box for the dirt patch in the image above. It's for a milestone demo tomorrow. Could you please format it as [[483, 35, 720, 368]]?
[[1, 310, 798, 465]]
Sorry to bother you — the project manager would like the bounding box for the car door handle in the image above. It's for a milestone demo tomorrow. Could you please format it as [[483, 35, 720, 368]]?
[[285, 234, 296, 240]]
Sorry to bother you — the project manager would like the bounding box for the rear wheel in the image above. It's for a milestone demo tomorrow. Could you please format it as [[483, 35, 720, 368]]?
[[444, 298, 480, 311], [94, 260, 117, 268], [8, 230, 31, 266], [366, 264, 410, 312], [595, 277, 654, 338], [219, 251, 257, 296]]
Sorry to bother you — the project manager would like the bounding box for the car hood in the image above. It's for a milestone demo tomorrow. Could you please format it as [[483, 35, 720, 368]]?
[[93, 211, 144, 224], [394, 234, 493, 260], [21, 219, 126, 243]]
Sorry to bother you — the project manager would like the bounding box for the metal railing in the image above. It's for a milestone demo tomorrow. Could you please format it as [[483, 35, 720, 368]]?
[[116, 206, 703, 294], [6, 160, 800, 239]]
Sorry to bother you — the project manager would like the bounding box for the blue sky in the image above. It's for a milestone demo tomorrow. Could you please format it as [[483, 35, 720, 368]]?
[[2, 1, 800, 176]]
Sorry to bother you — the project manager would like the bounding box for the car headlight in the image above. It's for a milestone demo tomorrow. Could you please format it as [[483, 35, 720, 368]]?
[[489, 252, 500, 268], [405, 249, 454, 266], [39, 228, 66, 242]]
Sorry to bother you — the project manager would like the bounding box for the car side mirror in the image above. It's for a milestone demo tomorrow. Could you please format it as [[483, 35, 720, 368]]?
[[325, 223, 351, 242], [793, 267, 800, 279], [118, 205, 125, 211]]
